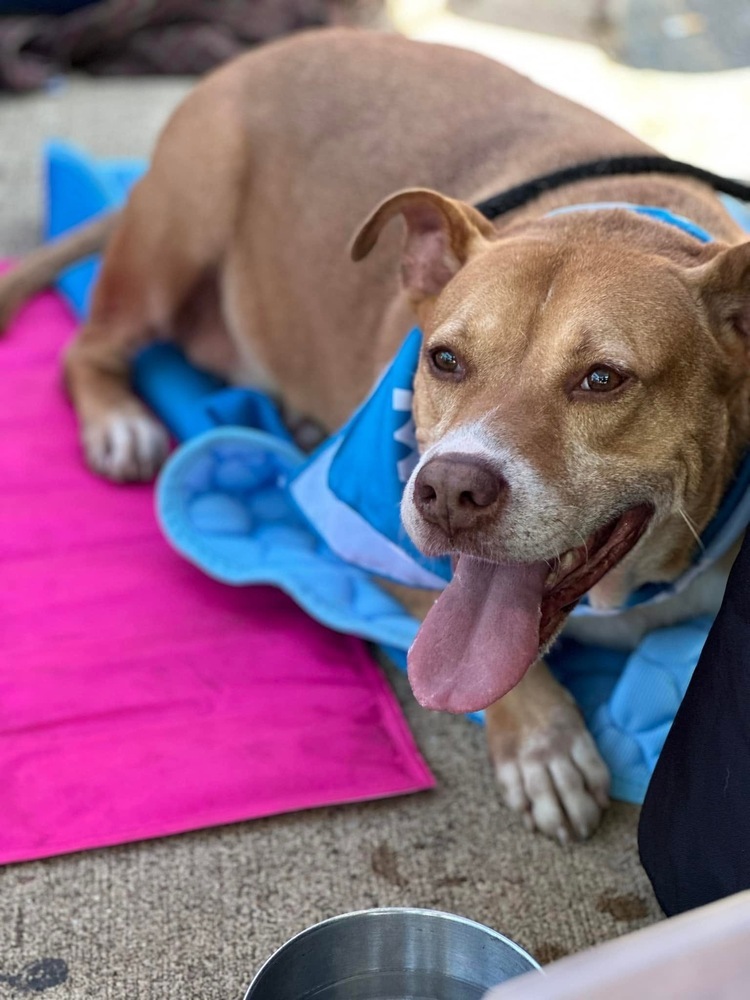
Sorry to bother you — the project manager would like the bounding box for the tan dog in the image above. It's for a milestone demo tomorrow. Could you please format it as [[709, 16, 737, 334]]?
[[3, 28, 750, 843]]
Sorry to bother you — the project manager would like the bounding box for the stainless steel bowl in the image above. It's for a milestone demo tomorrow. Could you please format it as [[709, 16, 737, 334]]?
[[244, 907, 540, 1000]]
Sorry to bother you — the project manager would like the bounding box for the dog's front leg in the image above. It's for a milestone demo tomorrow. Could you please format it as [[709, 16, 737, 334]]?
[[486, 661, 610, 843]]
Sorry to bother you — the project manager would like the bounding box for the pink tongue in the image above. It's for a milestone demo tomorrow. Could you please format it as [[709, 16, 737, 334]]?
[[407, 555, 547, 714]]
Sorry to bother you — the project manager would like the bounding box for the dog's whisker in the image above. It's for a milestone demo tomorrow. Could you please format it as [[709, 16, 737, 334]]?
[[678, 505, 705, 552]]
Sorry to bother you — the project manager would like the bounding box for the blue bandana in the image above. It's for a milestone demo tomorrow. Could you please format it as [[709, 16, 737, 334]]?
[[290, 203, 750, 613]]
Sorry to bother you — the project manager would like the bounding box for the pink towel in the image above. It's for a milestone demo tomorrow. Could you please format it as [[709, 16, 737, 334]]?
[[0, 278, 434, 865]]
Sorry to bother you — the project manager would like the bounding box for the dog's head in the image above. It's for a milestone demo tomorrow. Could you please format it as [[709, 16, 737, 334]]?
[[352, 188, 750, 713]]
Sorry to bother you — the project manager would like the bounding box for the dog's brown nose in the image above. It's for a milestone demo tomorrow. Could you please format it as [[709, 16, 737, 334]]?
[[414, 453, 504, 535]]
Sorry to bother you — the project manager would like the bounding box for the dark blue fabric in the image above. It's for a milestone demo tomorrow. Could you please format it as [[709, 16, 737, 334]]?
[[0, 0, 100, 12], [131, 343, 293, 444]]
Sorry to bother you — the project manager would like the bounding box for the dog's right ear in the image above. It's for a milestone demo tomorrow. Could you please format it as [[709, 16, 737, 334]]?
[[350, 188, 495, 305]]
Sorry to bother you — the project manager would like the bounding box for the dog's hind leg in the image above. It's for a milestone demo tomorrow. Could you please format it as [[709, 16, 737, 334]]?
[[65, 167, 235, 480], [64, 186, 176, 481], [63, 77, 248, 480]]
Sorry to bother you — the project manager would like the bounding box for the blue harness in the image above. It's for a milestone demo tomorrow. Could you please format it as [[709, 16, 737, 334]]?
[[44, 141, 750, 803]]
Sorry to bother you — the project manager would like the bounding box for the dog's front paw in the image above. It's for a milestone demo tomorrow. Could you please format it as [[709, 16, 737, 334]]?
[[487, 693, 610, 844], [82, 406, 170, 482]]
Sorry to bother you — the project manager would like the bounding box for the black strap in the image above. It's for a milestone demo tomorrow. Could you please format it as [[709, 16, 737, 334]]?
[[475, 155, 750, 221]]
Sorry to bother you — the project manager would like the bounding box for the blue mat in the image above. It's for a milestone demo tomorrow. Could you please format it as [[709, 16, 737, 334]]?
[[46, 139, 750, 803]]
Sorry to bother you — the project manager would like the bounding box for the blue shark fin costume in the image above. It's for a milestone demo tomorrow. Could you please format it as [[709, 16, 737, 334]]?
[[289, 328, 451, 591]]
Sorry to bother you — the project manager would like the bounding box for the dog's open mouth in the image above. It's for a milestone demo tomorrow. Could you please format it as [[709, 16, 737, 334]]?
[[407, 504, 653, 713]]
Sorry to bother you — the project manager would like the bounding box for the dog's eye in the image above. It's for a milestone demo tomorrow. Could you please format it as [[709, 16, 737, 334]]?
[[579, 366, 625, 393], [429, 347, 460, 374]]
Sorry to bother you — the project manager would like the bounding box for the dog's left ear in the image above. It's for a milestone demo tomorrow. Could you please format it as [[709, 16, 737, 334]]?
[[692, 241, 750, 345], [350, 188, 495, 305]]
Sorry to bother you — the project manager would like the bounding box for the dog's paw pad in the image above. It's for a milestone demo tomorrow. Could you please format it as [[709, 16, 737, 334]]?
[[83, 409, 170, 482]]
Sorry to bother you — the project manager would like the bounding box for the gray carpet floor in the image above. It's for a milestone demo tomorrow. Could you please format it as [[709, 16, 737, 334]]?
[[0, 76, 662, 1000]]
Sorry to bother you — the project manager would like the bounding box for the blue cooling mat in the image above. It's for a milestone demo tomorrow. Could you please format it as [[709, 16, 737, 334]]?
[[47, 140, 747, 803], [156, 429, 420, 657]]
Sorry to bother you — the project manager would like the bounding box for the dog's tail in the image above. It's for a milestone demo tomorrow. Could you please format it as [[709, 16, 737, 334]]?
[[0, 212, 119, 331]]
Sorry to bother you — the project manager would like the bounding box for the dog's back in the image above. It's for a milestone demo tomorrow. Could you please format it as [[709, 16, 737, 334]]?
[[0, 29, 657, 424], [206, 29, 656, 422]]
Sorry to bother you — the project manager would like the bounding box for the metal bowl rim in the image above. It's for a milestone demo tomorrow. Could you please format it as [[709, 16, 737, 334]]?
[[244, 906, 541, 999]]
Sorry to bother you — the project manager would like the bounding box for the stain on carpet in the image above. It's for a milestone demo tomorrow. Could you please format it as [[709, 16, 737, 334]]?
[[596, 891, 650, 921], [371, 841, 409, 888], [435, 874, 469, 888], [0, 958, 68, 993]]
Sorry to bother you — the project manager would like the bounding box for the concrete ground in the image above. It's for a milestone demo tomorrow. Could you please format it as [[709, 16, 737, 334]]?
[[393, 0, 750, 179]]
